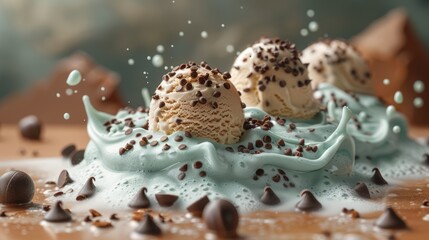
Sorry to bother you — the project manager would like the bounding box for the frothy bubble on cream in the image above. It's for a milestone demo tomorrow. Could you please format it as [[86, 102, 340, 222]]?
[[63, 113, 70, 120], [66, 70, 82, 86], [151, 55, 164, 68], [414, 97, 424, 108], [394, 91, 403, 104], [413, 80, 425, 93], [383, 78, 390, 85]]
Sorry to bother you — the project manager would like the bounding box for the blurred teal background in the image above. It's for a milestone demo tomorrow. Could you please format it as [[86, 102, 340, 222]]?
[[0, 0, 428, 107]]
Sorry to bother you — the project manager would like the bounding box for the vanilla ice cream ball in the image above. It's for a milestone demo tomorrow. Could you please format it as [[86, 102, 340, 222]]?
[[230, 37, 321, 119], [301, 39, 373, 94], [149, 61, 245, 144]]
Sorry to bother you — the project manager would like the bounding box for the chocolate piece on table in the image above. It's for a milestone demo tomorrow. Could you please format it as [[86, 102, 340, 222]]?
[[155, 193, 178, 207], [354, 182, 371, 199], [260, 186, 281, 205], [203, 199, 239, 238], [44, 201, 72, 222], [186, 195, 210, 217], [375, 207, 407, 229], [61, 144, 77, 158], [57, 170, 74, 188], [0, 170, 35, 204], [0, 52, 125, 124], [76, 177, 96, 200], [352, 8, 429, 126], [371, 168, 388, 185], [134, 214, 162, 236], [128, 187, 150, 209], [19, 115, 42, 140], [70, 149, 85, 166], [296, 189, 322, 211]]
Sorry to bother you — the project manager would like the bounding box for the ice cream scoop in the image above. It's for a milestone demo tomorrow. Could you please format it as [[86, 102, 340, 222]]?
[[301, 39, 373, 94], [230, 37, 320, 119], [148, 61, 244, 144]]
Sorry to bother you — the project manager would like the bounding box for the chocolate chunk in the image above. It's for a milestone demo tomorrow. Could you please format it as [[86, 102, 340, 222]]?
[[44, 201, 72, 222], [128, 187, 150, 209], [371, 168, 388, 185], [61, 144, 76, 158], [57, 170, 74, 188], [260, 186, 281, 205], [375, 207, 407, 229], [155, 193, 178, 207], [19, 115, 42, 140], [0, 170, 35, 204], [203, 199, 239, 238], [76, 177, 96, 201], [186, 195, 210, 217], [134, 214, 162, 236], [296, 189, 322, 211], [70, 149, 85, 166], [354, 182, 371, 199]]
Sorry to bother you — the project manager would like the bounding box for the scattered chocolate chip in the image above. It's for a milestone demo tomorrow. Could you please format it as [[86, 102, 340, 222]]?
[[134, 214, 162, 236], [128, 187, 150, 209], [19, 115, 42, 140], [150, 140, 159, 147], [185, 131, 192, 138], [261, 186, 280, 205], [125, 128, 133, 135], [223, 82, 231, 89], [289, 123, 296, 130], [298, 138, 305, 146], [89, 209, 102, 218], [186, 195, 210, 218], [178, 172, 186, 180], [160, 136, 168, 142], [174, 135, 184, 142], [0, 170, 35, 204], [342, 208, 360, 218], [371, 168, 388, 185], [44, 201, 72, 222], [92, 220, 113, 228], [162, 144, 171, 151], [193, 161, 203, 169], [296, 189, 322, 211], [178, 144, 187, 150], [61, 144, 76, 158], [53, 191, 64, 197], [225, 147, 234, 152], [199, 171, 207, 177], [354, 182, 371, 199], [375, 207, 407, 229], [119, 148, 126, 155], [159, 101, 165, 108], [213, 91, 221, 98], [70, 149, 85, 166], [76, 177, 96, 201], [57, 170, 74, 188], [203, 199, 239, 238], [155, 194, 178, 207]]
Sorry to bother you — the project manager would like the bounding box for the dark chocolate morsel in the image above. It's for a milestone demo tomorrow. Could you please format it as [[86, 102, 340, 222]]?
[[371, 168, 388, 185], [61, 144, 76, 158], [203, 199, 239, 238], [44, 201, 72, 222], [128, 187, 150, 209], [155, 193, 178, 207], [0, 170, 35, 204], [19, 115, 42, 140], [70, 149, 85, 166], [186, 195, 210, 217], [76, 177, 96, 201], [260, 186, 281, 205], [375, 207, 407, 229], [354, 182, 371, 199], [0, 211, 7, 217], [57, 170, 74, 188], [296, 189, 322, 211], [134, 214, 162, 236]]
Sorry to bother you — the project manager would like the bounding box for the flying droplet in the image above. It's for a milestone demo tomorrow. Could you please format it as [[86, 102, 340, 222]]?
[[56, 93, 61, 98], [307, 9, 315, 18], [386, 105, 396, 118], [201, 31, 208, 39], [226, 45, 235, 53], [152, 55, 164, 68], [66, 70, 82, 86], [392, 126, 401, 134], [383, 79, 390, 85], [413, 80, 425, 93], [156, 45, 164, 53], [393, 91, 403, 104], [179, 31, 184, 37], [308, 21, 319, 32], [414, 97, 424, 108], [300, 29, 308, 36], [63, 113, 70, 120], [128, 58, 135, 65]]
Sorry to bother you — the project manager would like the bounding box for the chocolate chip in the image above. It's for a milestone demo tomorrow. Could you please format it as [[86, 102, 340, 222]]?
[[255, 169, 264, 176], [110, 213, 119, 221], [128, 187, 150, 209], [193, 161, 203, 169], [296, 189, 322, 211], [57, 170, 73, 188], [223, 82, 231, 89], [178, 144, 187, 150], [76, 177, 96, 201], [262, 135, 271, 143], [178, 172, 186, 180], [0, 211, 7, 217], [61, 144, 76, 158], [375, 207, 407, 229], [199, 171, 207, 177], [179, 164, 188, 172], [44, 201, 72, 222], [155, 193, 178, 207], [125, 128, 133, 135], [0, 170, 35, 204], [19, 115, 42, 140], [298, 138, 305, 146], [134, 214, 162, 236], [186, 195, 210, 217], [159, 101, 165, 108], [174, 135, 184, 142], [70, 149, 85, 166], [203, 199, 239, 238], [213, 91, 221, 98], [354, 182, 371, 199], [289, 123, 296, 130], [279, 80, 286, 87], [260, 186, 280, 205], [371, 168, 388, 185], [150, 141, 158, 147], [423, 153, 429, 165], [185, 132, 192, 138], [92, 220, 113, 228], [422, 200, 429, 207], [162, 144, 170, 151], [89, 209, 102, 217]]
